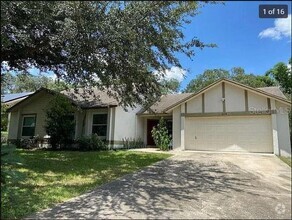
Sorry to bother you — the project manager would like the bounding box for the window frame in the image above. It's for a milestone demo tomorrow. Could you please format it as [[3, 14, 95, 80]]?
[[91, 113, 108, 140], [21, 114, 37, 137]]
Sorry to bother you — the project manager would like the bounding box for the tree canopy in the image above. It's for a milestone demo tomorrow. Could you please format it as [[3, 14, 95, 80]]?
[[1, 72, 70, 94], [1, 1, 216, 107], [266, 58, 291, 95], [184, 67, 277, 93]]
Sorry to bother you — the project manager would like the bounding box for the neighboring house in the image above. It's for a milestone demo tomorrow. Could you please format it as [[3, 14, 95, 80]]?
[[7, 78, 291, 156]]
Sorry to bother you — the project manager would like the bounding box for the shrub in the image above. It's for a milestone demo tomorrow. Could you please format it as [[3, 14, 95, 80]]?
[[77, 134, 107, 151], [45, 95, 76, 150], [1, 103, 8, 131], [122, 137, 145, 149], [1, 136, 7, 144], [9, 136, 44, 149], [151, 117, 171, 151]]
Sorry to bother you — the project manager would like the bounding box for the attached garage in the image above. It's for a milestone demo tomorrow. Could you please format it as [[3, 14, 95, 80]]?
[[141, 78, 291, 156], [185, 115, 273, 153]]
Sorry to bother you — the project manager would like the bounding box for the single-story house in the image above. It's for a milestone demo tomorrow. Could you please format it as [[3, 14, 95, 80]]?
[[7, 78, 291, 156]]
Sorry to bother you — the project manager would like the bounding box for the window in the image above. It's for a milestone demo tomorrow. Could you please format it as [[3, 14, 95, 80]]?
[[22, 115, 36, 137], [92, 113, 107, 139]]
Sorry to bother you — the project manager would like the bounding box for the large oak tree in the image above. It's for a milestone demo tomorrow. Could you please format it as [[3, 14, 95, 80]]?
[[1, 1, 216, 107]]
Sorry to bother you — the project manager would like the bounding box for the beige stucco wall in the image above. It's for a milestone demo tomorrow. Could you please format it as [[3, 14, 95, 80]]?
[[8, 92, 55, 139], [172, 106, 181, 149], [205, 84, 222, 113], [8, 112, 19, 139], [225, 83, 245, 112], [275, 101, 291, 156], [186, 95, 202, 113], [248, 91, 268, 111]]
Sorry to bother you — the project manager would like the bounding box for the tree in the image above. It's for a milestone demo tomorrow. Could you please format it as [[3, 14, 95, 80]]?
[[231, 67, 276, 88], [1, 72, 71, 94], [266, 58, 292, 94], [184, 67, 276, 93], [161, 78, 181, 94], [45, 95, 76, 149], [1, 1, 216, 107], [184, 69, 230, 93]]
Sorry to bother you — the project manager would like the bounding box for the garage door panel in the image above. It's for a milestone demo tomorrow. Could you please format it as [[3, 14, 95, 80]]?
[[185, 116, 273, 153]]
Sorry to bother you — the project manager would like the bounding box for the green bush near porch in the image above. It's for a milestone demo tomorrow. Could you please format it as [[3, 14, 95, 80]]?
[[151, 118, 172, 151]]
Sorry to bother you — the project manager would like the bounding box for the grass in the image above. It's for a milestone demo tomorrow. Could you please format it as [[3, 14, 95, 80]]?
[[278, 156, 292, 167], [1, 149, 172, 219]]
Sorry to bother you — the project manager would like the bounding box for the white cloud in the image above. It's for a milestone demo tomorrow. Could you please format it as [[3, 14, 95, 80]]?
[[259, 14, 291, 40], [154, 66, 186, 82]]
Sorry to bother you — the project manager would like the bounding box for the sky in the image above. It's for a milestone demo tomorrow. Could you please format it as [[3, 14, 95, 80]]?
[[27, 1, 291, 91], [168, 1, 291, 90]]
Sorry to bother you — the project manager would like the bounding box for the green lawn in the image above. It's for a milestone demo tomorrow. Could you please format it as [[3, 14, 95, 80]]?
[[1, 149, 172, 219], [279, 156, 292, 167]]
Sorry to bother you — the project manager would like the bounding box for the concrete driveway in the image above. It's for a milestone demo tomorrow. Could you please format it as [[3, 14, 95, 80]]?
[[28, 152, 291, 219]]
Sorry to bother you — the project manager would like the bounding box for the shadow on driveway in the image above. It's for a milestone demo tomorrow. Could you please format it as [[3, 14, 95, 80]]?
[[27, 157, 291, 219]]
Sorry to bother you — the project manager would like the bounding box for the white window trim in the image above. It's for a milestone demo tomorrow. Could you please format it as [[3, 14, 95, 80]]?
[[21, 115, 36, 137]]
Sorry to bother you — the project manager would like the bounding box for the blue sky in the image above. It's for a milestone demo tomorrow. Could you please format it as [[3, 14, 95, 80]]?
[[173, 1, 291, 90]]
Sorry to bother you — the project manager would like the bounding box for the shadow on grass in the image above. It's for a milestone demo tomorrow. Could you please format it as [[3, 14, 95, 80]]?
[[1, 150, 170, 219]]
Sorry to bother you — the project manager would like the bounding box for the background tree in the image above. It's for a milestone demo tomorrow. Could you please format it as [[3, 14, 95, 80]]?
[[160, 78, 181, 94], [45, 95, 76, 150], [184, 67, 276, 93], [1, 1, 216, 107], [1, 72, 70, 94], [266, 58, 292, 95], [184, 69, 230, 92]]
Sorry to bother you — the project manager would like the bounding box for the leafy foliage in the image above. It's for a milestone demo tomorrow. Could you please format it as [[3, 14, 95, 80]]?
[[151, 118, 171, 151], [77, 134, 107, 151], [1, 103, 8, 131], [1, 1, 217, 107], [1, 72, 71, 94], [184, 67, 277, 93], [44, 95, 76, 149], [161, 78, 181, 94], [266, 58, 292, 95]]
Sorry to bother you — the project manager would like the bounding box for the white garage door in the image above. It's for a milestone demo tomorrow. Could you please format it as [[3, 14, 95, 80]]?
[[185, 116, 273, 153]]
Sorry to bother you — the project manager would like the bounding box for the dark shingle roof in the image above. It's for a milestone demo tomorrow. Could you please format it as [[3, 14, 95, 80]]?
[[61, 88, 119, 108], [139, 93, 193, 114]]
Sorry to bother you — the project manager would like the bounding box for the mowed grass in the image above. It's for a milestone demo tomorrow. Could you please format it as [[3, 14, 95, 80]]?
[[1, 149, 172, 219]]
